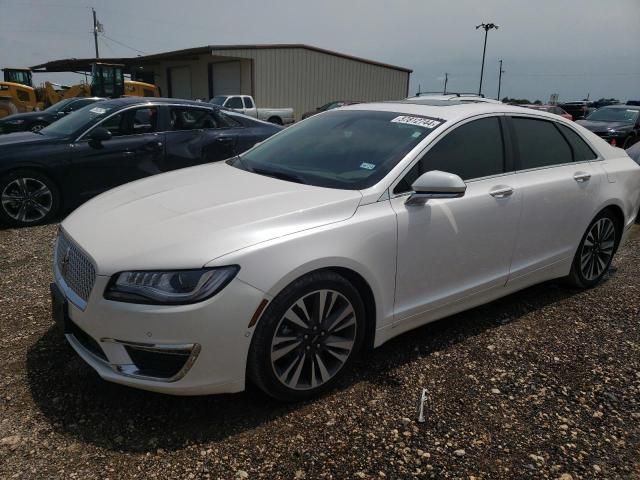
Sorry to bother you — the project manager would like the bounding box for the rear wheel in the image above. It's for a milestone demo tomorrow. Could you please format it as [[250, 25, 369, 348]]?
[[0, 170, 60, 227], [567, 210, 619, 288], [267, 116, 283, 125], [248, 271, 365, 401]]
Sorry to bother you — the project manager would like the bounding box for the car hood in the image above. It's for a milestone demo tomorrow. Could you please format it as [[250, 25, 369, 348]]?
[[62, 162, 363, 275], [575, 120, 633, 132], [0, 111, 53, 122], [0, 131, 61, 147]]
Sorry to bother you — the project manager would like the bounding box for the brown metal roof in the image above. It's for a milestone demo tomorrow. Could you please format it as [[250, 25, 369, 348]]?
[[31, 44, 412, 73]]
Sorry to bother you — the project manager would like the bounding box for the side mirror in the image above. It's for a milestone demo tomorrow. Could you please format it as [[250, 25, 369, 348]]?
[[88, 126, 112, 146], [405, 170, 466, 206]]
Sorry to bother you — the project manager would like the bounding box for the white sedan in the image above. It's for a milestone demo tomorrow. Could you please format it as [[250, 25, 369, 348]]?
[[51, 101, 640, 401]]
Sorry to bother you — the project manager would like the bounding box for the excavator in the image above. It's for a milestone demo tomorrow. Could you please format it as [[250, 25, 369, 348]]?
[[0, 64, 159, 119]]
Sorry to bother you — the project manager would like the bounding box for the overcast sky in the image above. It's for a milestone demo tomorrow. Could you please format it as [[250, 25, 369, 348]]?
[[2, 0, 639, 102]]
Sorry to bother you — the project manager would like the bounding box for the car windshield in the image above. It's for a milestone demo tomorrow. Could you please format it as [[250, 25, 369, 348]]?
[[40, 103, 116, 137], [587, 107, 639, 123], [45, 98, 75, 113], [232, 110, 439, 190], [209, 96, 228, 106]]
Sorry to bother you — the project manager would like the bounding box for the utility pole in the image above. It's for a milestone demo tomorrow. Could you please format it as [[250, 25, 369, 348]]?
[[476, 22, 499, 96], [92, 8, 100, 58], [443, 72, 448, 94], [497, 60, 505, 100]]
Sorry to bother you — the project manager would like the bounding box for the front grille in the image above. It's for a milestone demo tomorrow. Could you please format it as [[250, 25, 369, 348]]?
[[55, 231, 96, 303]]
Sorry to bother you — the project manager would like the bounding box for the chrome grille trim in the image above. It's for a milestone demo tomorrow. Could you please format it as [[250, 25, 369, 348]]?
[[54, 230, 96, 310]]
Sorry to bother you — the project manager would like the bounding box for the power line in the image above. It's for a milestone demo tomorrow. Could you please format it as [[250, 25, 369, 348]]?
[[100, 33, 147, 55]]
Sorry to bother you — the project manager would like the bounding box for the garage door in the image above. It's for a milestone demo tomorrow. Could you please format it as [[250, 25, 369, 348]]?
[[210, 61, 241, 97], [168, 66, 192, 100]]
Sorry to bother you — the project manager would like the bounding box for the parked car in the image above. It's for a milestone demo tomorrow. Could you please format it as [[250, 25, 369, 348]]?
[[301, 100, 359, 120], [209, 95, 294, 125], [558, 101, 594, 120], [0, 97, 281, 227], [0, 97, 104, 134], [50, 101, 640, 401], [576, 105, 640, 148], [522, 104, 573, 120]]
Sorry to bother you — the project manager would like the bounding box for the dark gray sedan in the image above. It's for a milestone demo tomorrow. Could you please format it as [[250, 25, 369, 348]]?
[[0, 97, 281, 227]]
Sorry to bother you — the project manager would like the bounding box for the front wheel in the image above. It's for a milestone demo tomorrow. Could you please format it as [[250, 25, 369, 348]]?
[[30, 123, 47, 132], [248, 271, 365, 401], [567, 210, 619, 288], [0, 170, 60, 227]]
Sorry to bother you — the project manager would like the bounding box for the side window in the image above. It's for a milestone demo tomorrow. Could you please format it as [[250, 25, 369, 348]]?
[[557, 124, 597, 161], [226, 97, 243, 109], [100, 107, 158, 137], [216, 111, 243, 128], [243, 97, 254, 109], [394, 117, 505, 194], [512, 117, 572, 169], [169, 107, 218, 130], [16, 89, 31, 102]]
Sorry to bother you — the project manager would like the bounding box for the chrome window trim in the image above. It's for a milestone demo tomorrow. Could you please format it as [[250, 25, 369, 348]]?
[[74, 102, 218, 142]]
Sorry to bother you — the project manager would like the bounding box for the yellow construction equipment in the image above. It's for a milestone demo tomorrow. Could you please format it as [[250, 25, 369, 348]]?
[[0, 64, 159, 117], [0, 68, 40, 118]]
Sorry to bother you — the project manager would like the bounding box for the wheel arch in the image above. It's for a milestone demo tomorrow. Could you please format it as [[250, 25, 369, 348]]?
[[253, 263, 380, 351]]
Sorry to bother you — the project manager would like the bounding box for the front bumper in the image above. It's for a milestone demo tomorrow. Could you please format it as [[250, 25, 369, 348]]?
[[56, 274, 266, 395]]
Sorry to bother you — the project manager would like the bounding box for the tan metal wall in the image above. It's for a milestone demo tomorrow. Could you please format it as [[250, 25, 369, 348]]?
[[143, 47, 409, 121], [214, 47, 409, 121]]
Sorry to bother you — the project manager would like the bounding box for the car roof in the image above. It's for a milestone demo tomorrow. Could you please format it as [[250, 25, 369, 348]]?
[[341, 100, 565, 124], [598, 104, 640, 110], [98, 97, 215, 109]]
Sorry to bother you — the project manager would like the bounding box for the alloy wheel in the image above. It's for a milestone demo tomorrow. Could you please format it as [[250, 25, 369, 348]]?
[[270, 289, 357, 391], [580, 217, 616, 281], [1, 177, 53, 223]]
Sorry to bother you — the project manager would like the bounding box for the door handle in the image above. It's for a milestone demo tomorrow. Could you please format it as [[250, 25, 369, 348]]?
[[122, 150, 135, 157], [489, 186, 514, 198], [573, 172, 591, 183]]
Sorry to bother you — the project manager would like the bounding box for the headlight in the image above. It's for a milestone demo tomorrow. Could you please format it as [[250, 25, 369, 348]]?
[[104, 266, 239, 305]]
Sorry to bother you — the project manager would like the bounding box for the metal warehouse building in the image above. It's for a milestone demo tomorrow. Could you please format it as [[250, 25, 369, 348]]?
[[32, 44, 412, 120]]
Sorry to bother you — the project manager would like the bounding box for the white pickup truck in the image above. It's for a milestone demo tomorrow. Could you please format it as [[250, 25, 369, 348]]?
[[209, 95, 294, 125]]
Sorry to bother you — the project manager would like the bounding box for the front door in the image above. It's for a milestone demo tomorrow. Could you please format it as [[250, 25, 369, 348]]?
[[389, 116, 522, 325], [71, 106, 165, 199]]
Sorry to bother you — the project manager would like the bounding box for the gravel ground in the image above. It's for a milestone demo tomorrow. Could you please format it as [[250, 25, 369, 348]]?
[[0, 223, 639, 480]]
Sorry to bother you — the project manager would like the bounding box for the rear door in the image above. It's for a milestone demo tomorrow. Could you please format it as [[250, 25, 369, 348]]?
[[505, 116, 601, 282], [70, 106, 164, 198]]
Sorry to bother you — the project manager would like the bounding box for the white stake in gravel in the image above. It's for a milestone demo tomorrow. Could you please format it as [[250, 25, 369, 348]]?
[[417, 388, 429, 423]]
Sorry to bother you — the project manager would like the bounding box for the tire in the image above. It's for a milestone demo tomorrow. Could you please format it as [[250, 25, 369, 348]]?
[[566, 210, 620, 288], [30, 123, 47, 132], [267, 116, 283, 125], [0, 169, 60, 227], [248, 270, 366, 401]]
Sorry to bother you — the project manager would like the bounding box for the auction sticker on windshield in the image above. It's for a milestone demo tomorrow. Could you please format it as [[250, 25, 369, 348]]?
[[391, 115, 443, 129]]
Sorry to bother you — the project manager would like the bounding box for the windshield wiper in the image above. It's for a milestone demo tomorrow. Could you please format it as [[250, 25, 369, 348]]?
[[251, 167, 307, 185]]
